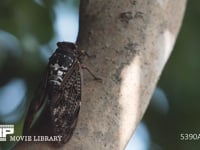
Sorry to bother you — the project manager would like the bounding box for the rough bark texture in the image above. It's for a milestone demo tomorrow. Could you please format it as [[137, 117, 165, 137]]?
[[15, 0, 186, 149]]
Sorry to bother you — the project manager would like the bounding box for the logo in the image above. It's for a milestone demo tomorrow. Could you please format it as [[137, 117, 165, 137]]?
[[0, 125, 14, 141]]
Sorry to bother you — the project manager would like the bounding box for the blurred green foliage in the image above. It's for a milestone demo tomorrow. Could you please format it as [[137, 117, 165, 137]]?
[[0, 0, 54, 44], [0, 0, 54, 88]]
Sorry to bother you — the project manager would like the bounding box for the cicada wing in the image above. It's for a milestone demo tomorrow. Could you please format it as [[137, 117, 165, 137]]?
[[50, 63, 82, 144], [23, 68, 49, 135]]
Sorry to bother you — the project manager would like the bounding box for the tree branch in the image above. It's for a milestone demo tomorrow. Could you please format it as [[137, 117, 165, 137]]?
[[14, 0, 187, 149]]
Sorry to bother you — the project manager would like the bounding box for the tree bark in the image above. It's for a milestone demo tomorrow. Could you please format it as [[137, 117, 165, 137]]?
[[14, 0, 187, 149]]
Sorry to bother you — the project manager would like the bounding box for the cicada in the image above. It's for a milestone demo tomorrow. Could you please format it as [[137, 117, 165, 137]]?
[[23, 42, 100, 144]]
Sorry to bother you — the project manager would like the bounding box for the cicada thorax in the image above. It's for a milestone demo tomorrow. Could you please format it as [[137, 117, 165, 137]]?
[[47, 43, 77, 104]]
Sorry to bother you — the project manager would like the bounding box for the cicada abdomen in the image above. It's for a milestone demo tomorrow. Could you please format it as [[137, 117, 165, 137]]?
[[23, 42, 82, 144]]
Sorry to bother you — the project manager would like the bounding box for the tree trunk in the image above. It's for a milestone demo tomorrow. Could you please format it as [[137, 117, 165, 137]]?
[[14, 0, 187, 149]]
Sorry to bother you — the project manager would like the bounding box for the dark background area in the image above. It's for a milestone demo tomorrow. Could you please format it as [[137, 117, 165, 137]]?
[[143, 1, 200, 150], [0, 0, 199, 150]]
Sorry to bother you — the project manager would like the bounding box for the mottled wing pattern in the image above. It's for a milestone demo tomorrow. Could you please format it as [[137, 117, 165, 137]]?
[[50, 61, 82, 144]]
